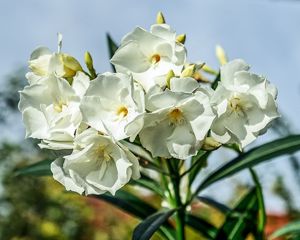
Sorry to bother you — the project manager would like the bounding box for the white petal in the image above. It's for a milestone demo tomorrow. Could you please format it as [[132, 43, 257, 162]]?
[[51, 158, 85, 194], [22, 107, 48, 139], [221, 59, 250, 86], [166, 124, 198, 159], [29, 46, 52, 60], [139, 118, 173, 158], [150, 24, 176, 42], [72, 72, 90, 98], [146, 89, 188, 111], [111, 41, 150, 73], [170, 77, 199, 93], [39, 140, 74, 150], [19, 84, 52, 111], [121, 27, 164, 56], [183, 95, 215, 141]]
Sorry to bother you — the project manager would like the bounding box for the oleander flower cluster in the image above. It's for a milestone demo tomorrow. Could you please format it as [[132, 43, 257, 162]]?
[[18, 16, 279, 196]]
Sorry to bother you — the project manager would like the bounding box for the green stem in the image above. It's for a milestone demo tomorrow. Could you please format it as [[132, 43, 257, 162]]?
[[174, 178, 185, 240], [165, 159, 186, 240]]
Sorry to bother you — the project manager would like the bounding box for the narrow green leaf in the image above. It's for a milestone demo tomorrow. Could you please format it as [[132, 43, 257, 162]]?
[[197, 196, 231, 214], [93, 189, 156, 219], [133, 209, 176, 240], [196, 135, 300, 192], [215, 188, 258, 240], [14, 159, 52, 176], [249, 168, 266, 240], [211, 72, 220, 90], [106, 33, 118, 72], [185, 214, 217, 239], [270, 221, 300, 239], [188, 150, 209, 186], [94, 190, 175, 240]]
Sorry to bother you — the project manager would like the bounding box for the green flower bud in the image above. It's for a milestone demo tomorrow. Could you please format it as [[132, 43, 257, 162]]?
[[85, 51, 97, 78], [216, 45, 228, 66], [60, 54, 83, 78], [180, 64, 195, 78], [176, 34, 186, 44], [156, 11, 166, 24], [202, 137, 222, 151], [166, 69, 175, 88]]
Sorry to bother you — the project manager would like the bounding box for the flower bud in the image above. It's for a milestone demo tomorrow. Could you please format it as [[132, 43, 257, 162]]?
[[216, 45, 228, 66], [84, 51, 97, 78], [202, 64, 218, 75], [193, 71, 210, 83], [180, 64, 195, 78], [156, 11, 166, 24], [202, 137, 221, 151], [60, 54, 83, 78], [176, 34, 186, 44], [166, 69, 175, 88]]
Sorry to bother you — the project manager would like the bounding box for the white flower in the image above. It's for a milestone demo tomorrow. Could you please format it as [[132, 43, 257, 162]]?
[[19, 72, 90, 150], [80, 72, 145, 141], [111, 24, 186, 92], [50, 128, 140, 195], [139, 77, 215, 159], [210, 59, 279, 148], [26, 46, 83, 84]]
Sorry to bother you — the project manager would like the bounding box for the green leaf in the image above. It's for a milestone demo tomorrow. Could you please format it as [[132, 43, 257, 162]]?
[[196, 135, 300, 192], [215, 188, 258, 239], [197, 196, 231, 214], [188, 150, 209, 186], [133, 209, 176, 240], [185, 214, 217, 239], [14, 159, 52, 176], [270, 221, 300, 239], [94, 189, 156, 219], [94, 190, 175, 240], [249, 168, 266, 240], [106, 33, 118, 72], [211, 72, 220, 90], [130, 173, 164, 197]]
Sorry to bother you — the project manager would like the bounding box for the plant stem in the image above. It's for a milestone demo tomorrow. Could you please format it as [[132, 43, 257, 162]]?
[[165, 159, 186, 240], [174, 178, 185, 240]]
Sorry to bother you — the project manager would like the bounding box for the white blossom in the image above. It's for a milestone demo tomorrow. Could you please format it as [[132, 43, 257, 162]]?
[[210, 59, 279, 148], [139, 77, 215, 159], [26, 46, 83, 84], [111, 24, 186, 92], [80, 72, 145, 141], [19, 72, 90, 150], [50, 128, 140, 195]]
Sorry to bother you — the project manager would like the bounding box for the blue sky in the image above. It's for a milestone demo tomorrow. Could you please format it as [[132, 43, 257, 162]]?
[[1, 0, 300, 123], [1, 0, 300, 213]]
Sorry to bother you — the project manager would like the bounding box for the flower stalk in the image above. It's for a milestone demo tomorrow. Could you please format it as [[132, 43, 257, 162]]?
[[165, 159, 186, 240]]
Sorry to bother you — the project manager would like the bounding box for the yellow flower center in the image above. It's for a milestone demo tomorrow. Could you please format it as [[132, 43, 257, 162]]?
[[150, 54, 161, 64], [116, 105, 129, 118], [95, 145, 111, 162], [168, 108, 185, 125], [228, 97, 249, 117], [53, 100, 68, 113]]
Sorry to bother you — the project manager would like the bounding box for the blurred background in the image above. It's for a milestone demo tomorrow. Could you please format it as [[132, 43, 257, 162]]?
[[1, 0, 300, 239]]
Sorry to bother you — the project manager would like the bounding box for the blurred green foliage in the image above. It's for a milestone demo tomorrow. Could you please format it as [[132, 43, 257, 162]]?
[[0, 68, 27, 122]]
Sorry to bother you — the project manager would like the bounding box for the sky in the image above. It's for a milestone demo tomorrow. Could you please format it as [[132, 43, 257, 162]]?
[[1, 0, 300, 213]]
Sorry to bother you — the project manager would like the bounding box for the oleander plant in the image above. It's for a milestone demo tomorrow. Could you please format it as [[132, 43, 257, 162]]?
[[17, 12, 300, 240]]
